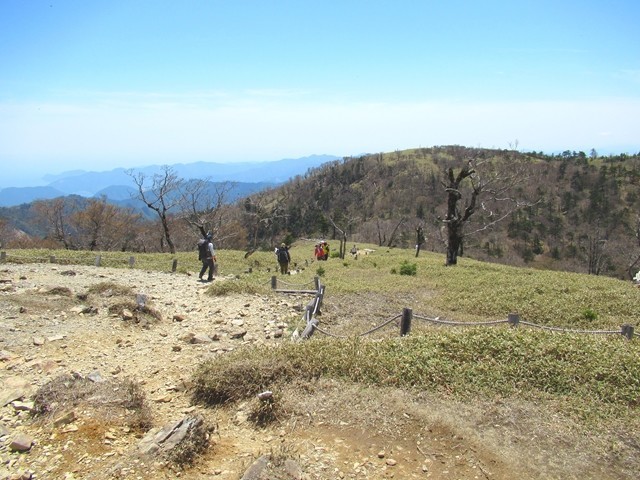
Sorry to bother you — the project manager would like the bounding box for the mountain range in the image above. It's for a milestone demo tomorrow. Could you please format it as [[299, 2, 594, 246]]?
[[0, 155, 340, 208]]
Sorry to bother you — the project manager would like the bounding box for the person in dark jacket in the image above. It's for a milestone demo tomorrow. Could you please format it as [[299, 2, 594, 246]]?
[[199, 234, 216, 282], [276, 243, 290, 274]]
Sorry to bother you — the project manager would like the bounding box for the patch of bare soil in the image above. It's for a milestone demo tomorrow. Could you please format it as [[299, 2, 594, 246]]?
[[0, 263, 637, 479]]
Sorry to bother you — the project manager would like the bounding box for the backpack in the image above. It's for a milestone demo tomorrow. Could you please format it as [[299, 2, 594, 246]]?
[[197, 239, 208, 261], [277, 247, 289, 263]]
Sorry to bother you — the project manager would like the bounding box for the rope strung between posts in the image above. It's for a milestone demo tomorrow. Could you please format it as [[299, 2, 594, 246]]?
[[518, 321, 622, 335], [304, 313, 403, 339], [413, 314, 509, 327], [275, 278, 318, 288], [357, 314, 403, 336]]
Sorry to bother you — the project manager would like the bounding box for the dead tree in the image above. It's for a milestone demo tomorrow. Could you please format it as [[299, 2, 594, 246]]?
[[179, 179, 236, 243], [128, 166, 183, 254], [441, 152, 538, 266]]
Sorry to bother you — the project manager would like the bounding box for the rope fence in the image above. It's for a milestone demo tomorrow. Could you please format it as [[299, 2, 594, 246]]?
[[5, 251, 637, 342], [268, 276, 639, 341], [0, 251, 178, 272]]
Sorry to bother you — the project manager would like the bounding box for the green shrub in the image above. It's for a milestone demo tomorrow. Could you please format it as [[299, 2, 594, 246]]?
[[399, 260, 417, 276]]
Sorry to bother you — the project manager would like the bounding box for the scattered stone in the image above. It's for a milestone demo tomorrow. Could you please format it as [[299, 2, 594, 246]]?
[[173, 314, 185, 322], [230, 329, 247, 339], [138, 415, 208, 461], [191, 334, 213, 344], [32, 337, 45, 346], [11, 401, 34, 412], [180, 333, 195, 343], [53, 410, 77, 427], [87, 371, 105, 383], [1, 389, 25, 407], [121, 309, 134, 320], [240, 455, 269, 480], [385, 458, 397, 466], [9, 433, 34, 452], [47, 334, 65, 342]]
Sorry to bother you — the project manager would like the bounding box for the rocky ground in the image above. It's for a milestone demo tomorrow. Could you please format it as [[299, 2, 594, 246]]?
[[0, 262, 635, 479]]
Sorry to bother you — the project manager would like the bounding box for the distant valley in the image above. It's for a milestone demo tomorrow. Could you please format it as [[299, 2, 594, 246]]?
[[0, 154, 339, 208]]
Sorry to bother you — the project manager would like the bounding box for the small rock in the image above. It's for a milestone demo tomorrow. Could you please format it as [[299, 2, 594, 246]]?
[[191, 334, 212, 344], [385, 458, 397, 466], [54, 410, 77, 427], [11, 401, 34, 412], [9, 433, 34, 452], [32, 337, 45, 346], [230, 329, 247, 339]]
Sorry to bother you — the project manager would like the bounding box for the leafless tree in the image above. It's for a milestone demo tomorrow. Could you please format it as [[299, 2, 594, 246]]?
[[441, 151, 538, 265], [70, 197, 143, 251], [32, 197, 79, 249], [127, 166, 183, 254], [179, 179, 237, 244]]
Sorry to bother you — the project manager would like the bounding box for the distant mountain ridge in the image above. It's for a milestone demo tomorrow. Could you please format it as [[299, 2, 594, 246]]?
[[0, 154, 339, 207]]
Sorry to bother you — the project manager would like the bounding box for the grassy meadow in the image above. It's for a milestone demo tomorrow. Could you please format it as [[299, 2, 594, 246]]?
[[4, 241, 640, 425]]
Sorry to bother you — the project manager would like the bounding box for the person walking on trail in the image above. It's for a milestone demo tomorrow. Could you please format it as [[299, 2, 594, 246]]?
[[276, 243, 290, 274], [198, 233, 216, 282]]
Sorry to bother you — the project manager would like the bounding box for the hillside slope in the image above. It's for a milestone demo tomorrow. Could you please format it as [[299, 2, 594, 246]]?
[[250, 146, 640, 279]]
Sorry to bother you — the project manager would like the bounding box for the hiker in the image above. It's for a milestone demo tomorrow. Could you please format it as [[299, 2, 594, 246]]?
[[314, 244, 323, 261], [322, 242, 330, 260], [275, 243, 290, 274], [198, 233, 216, 282], [350, 244, 358, 259]]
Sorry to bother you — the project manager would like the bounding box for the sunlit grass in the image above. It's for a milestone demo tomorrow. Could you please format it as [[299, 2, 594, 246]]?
[[4, 242, 640, 328]]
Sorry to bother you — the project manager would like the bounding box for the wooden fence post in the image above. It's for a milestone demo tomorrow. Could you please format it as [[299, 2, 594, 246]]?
[[49, 255, 56, 263], [317, 285, 325, 311], [508, 313, 520, 328], [621, 324, 634, 340], [129, 256, 135, 268], [0, 252, 6, 263], [171, 259, 178, 272], [95, 255, 101, 267], [400, 308, 413, 336], [271, 276, 277, 289], [301, 318, 318, 339], [314, 276, 320, 291]]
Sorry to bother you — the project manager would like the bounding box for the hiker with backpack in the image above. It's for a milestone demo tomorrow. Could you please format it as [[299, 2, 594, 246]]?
[[198, 233, 216, 282], [275, 243, 290, 274]]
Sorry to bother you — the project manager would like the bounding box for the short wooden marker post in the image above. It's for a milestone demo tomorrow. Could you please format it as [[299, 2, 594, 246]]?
[[400, 308, 413, 336], [621, 324, 635, 340], [508, 313, 520, 328]]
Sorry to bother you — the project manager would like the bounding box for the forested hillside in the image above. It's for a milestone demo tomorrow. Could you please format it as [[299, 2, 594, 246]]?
[[1, 146, 639, 279], [244, 146, 640, 279]]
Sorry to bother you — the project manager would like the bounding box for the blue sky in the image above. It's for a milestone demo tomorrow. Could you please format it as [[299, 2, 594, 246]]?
[[1, 0, 639, 187]]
